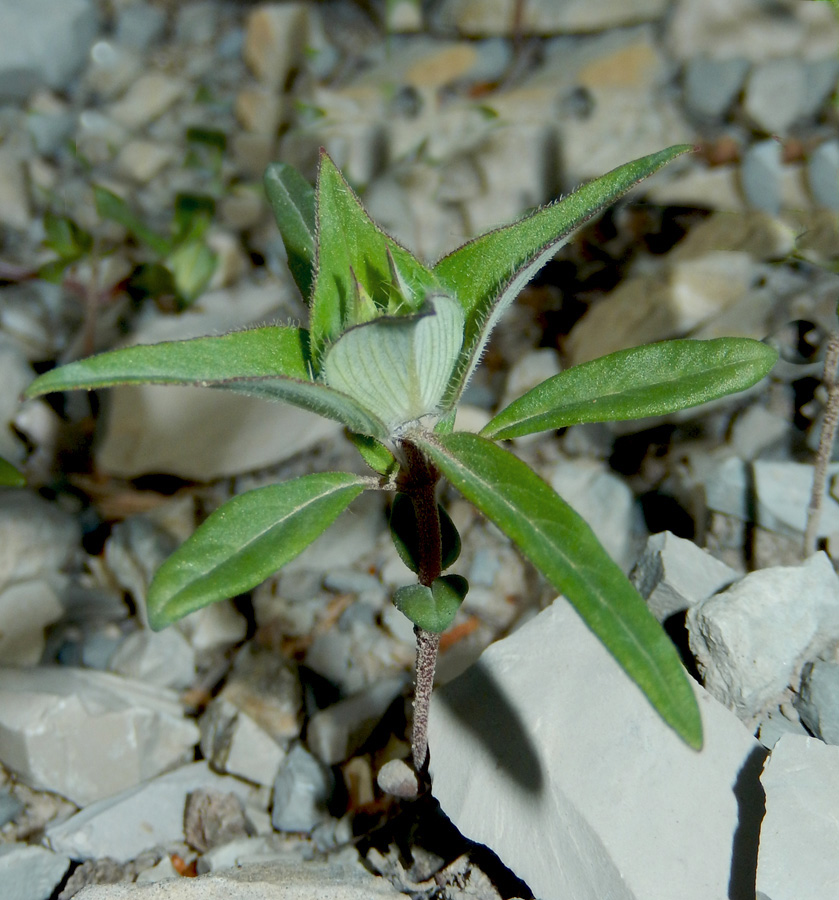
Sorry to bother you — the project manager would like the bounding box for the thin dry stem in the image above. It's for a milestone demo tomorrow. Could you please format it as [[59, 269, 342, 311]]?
[[804, 331, 839, 557], [412, 626, 440, 774]]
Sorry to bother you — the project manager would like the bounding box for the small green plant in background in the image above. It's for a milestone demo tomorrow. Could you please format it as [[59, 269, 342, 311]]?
[[0, 457, 25, 486], [25, 145, 778, 773]]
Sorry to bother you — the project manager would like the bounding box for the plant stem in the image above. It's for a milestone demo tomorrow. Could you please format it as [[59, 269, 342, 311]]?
[[400, 439, 443, 775], [804, 331, 839, 557], [412, 626, 440, 773]]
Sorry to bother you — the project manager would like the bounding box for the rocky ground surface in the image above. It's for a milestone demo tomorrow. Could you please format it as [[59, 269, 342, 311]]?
[[0, 1, 838, 899]]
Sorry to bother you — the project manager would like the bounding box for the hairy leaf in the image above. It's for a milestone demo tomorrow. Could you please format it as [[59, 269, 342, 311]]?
[[483, 338, 778, 439], [264, 162, 317, 301], [24, 328, 389, 438], [308, 151, 438, 367], [412, 431, 702, 749], [393, 574, 468, 633], [434, 145, 693, 405], [147, 472, 366, 629]]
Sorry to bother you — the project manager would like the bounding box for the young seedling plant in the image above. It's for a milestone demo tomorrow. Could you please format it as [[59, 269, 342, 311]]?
[[25, 145, 777, 776]]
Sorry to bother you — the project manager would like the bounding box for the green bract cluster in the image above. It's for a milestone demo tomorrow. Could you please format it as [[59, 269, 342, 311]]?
[[25, 145, 779, 751]]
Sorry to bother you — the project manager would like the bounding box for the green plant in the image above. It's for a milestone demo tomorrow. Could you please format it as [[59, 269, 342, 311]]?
[[0, 456, 24, 486], [25, 145, 777, 772]]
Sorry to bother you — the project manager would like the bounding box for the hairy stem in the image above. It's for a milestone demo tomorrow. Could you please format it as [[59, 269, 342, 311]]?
[[400, 439, 443, 774], [412, 626, 440, 773], [805, 331, 839, 557]]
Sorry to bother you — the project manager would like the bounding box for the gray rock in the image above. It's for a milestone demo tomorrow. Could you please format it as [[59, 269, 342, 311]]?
[[184, 788, 250, 853], [217, 645, 302, 745], [753, 460, 839, 537], [0, 577, 65, 666], [307, 676, 407, 765], [95, 284, 340, 480], [243, 3, 310, 89], [46, 761, 261, 863], [741, 140, 783, 215], [0, 788, 23, 826], [0, 842, 71, 900], [428, 596, 764, 900], [434, 0, 668, 34], [687, 552, 839, 723], [107, 627, 196, 691], [756, 708, 809, 751], [73, 855, 404, 898], [683, 57, 749, 119], [550, 458, 645, 571], [756, 734, 839, 900], [376, 759, 419, 800], [0, 0, 99, 101], [808, 140, 839, 211], [271, 744, 333, 833], [730, 405, 790, 461], [630, 531, 739, 623], [200, 698, 287, 787], [114, 3, 167, 51], [0, 666, 199, 806], [0, 489, 79, 591], [107, 72, 187, 130], [743, 59, 808, 134], [794, 660, 839, 745], [174, 1, 220, 45], [195, 835, 303, 874], [802, 58, 839, 119]]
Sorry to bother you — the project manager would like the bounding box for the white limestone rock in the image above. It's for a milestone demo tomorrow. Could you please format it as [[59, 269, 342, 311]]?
[[687, 552, 839, 724], [631, 531, 739, 622], [428, 596, 764, 900], [271, 744, 333, 833], [46, 761, 262, 863], [0, 489, 79, 592], [0, 666, 199, 806], [95, 284, 340, 480], [743, 59, 808, 135], [243, 3, 310, 89], [107, 627, 196, 692], [200, 698, 286, 787], [73, 855, 404, 899], [756, 734, 839, 900], [794, 660, 839, 745], [0, 577, 65, 666], [0, 842, 71, 900], [550, 458, 645, 571]]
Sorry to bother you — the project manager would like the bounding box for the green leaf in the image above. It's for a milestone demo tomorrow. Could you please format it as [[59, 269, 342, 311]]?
[[308, 151, 438, 368], [43, 212, 92, 259], [347, 431, 397, 476], [94, 186, 172, 257], [389, 492, 461, 574], [147, 472, 366, 628], [483, 338, 779, 440], [412, 431, 703, 749], [0, 457, 25, 487], [264, 162, 317, 301], [322, 293, 464, 430], [434, 145, 693, 405], [393, 574, 468, 633], [166, 240, 217, 306], [24, 328, 390, 439]]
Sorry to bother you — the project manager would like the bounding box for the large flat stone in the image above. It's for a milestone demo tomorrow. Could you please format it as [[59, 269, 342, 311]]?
[[74, 854, 403, 899], [46, 761, 261, 863], [756, 734, 839, 900], [428, 597, 765, 900], [0, 667, 199, 806]]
